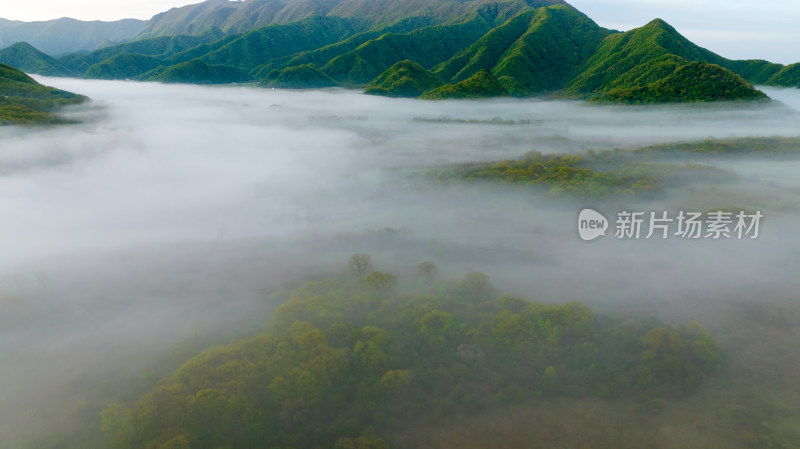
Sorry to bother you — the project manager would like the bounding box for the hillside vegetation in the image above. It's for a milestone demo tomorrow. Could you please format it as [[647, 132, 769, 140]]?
[[0, 62, 86, 125], [101, 264, 722, 449], [596, 61, 768, 103], [434, 137, 800, 198], [0, 41, 77, 77], [421, 69, 509, 99], [261, 63, 339, 88], [82, 53, 164, 80], [364, 60, 443, 97], [3, 1, 792, 102], [135, 0, 567, 37], [147, 59, 250, 84]]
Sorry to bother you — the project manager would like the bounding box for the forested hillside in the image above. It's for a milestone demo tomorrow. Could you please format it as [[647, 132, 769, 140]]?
[[101, 260, 722, 449], [3, 0, 795, 102], [136, 0, 567, 37], [0, 62, 86, 124]]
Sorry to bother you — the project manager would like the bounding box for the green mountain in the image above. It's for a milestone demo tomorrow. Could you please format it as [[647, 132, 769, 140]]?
[[160, 33, 242, 66], [79, 16, 367, 84], [100, 272, 721, 449], [199, 16, 365, 69], [432, 10, 537, 82], [261, 63, 338, 88], [83, 53, 164, 80], [58, 53, 91, 75], [567, 19, 724, 94], [0, 17, 144, 56], [490, 6, 609, 91], [137, 0, 337, 37], [724, 59, 784, 85], [136, 0, 568, 38], [251, 16, 437, 81], [562, 18, 768, 102], [766, 63, 800, 88], [147, 58, 250, 84], [18, 1, 795, 102], [66, 27, 226, 75], [321, 10, 498, 85], [434, 6, 609, 94], [0, 62, 86, 124], [596, 61, 768, 103], [721, 59, 800, 88], [0, 41, 75, 76], [364, 59, 443, 97], [420, 69, 509, 99]]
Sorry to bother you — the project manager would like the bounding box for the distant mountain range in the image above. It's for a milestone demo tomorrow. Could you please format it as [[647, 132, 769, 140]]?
[[0, 17, 144, 55], [1, 0, 798, 103]]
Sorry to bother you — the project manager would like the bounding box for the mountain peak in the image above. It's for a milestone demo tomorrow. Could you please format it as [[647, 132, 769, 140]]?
[[0, 40, 76, 76], [644, 18, 670, 28], [7, 41, 35, 49]]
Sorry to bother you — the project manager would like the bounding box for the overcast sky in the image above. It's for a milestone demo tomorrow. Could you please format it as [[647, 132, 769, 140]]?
[[1, 0, 798, 64]]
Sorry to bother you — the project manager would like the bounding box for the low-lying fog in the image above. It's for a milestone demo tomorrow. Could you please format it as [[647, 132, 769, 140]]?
[[2, 78, 800, 446]]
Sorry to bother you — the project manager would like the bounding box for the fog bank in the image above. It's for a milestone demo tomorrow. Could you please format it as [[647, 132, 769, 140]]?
[[2, 78, 800, 446]]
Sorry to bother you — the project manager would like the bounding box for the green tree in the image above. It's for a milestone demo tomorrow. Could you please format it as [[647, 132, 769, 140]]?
[[542, 365, 559, 393], [416, 261, 439, 284], [459, 272, 493, 300], [380, 370, 411, 390], [348, 254, 374, 280], [363, 271, 396, 292]]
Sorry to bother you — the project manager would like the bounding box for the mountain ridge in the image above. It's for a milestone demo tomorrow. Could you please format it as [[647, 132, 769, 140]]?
[[0, 17, 144, 55], [137, 0, 570, 37], [3, 1, 794, 103], [0, 41, 78, 77]]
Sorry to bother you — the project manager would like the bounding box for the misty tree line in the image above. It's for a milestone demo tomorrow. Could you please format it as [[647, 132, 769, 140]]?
[[99, 255, 722, 449]]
